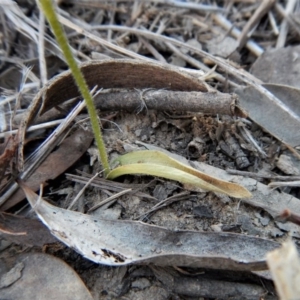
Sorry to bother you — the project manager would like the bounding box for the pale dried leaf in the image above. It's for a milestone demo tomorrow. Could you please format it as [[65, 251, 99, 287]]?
[[267, 239, 300, 300], [19, 183, 280, 271], [251, 45, 300, 89], [0, 253, 93, 300], [235, 84, 300, 147]]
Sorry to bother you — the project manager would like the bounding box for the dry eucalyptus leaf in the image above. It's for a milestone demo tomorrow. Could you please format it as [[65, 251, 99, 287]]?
[[263, 83, 300, 118], [0, 253, 93, 300], [267, 239, 300, 300], [19, 182, 280, 271], [235, 84, 300, 147], [251, 45, 300, 88], [0, 212, 57, 247], [109, 150, 251, 198], [244, 45, 300, 147]]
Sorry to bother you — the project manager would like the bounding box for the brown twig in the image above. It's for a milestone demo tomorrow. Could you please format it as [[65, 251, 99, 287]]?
[[277, 209, 300, 226], [93, 89, 245, 117]]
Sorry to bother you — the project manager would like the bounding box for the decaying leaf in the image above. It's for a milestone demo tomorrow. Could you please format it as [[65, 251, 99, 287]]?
[[0, 253, 93, 300], [267, 239, 300, 300], [0, 212, 57, 247], [235, 84, 300, 147], [19, 182, 280, 271], [0, 262, 24, 289], [237, 45, 300, 147], [251, 45, 300, 89], [1, 128, 94, 211], [0, 135, 18, 186], [108, 150, 251, 198]]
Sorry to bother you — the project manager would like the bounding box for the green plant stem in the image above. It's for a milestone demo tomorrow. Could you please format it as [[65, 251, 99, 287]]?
[[38, 0, 110, 176]]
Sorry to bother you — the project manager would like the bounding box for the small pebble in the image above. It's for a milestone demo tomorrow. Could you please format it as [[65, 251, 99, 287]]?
[[131, 278, 151, 290]]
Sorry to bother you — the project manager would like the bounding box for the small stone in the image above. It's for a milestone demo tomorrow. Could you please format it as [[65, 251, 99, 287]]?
[[254, 212, 270, 226], [276, 154, 300, 175], [237, 214, 260, 235], [91, 206, 122, 220], [207, 36, 239, 58], [211, 224, 222, 232], [0, 239, 12, 252], [169, 55, 186, 67], [275, 221, 300, 238], [270, 228, 284, 238], [141, 135, 148, 142], [0, 262, 24, 289], [131, 278, 151, 290], [135, 129, 142, 137], [185, 39, 202, 54], [216, 193, 231, 204], [193, 205, 213, 218]]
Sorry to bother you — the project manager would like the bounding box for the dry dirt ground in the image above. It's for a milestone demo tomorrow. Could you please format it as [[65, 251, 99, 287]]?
[[1, 1, 300, 299]]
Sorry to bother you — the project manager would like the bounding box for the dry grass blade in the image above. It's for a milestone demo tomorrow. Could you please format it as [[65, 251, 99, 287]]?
[[0, 101, 86, 207], [211, 13, 264, 56], [237, 0, 275, 50], [275, 0, 299, 48], [149, 0, 227, 13]]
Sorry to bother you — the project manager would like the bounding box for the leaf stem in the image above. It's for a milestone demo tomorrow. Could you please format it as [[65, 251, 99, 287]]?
[[38, 0, 110, 176]]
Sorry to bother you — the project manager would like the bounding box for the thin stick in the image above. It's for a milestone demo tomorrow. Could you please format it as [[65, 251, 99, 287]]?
[[213, 13, 263, 57], [226, 169, 300, 181], [139, 37, 167, 63], [276, 0, 298, 48], [237, 123, 267, 158], [268, 11, 279, 36], [58, 14, 153, 61], [142, 0, 227, 13], [275, 2, 300, 42], [0, 119, 64, 139], [92, 89, 244, 117], [137, 191, 190, 220], [277, 209, 300, 226], [38, 9, 47, 86], [268, 181, 300, 188], [67, 172, 101, 210], [164, 41, 234, 86], [87, 188, 132, 212]]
